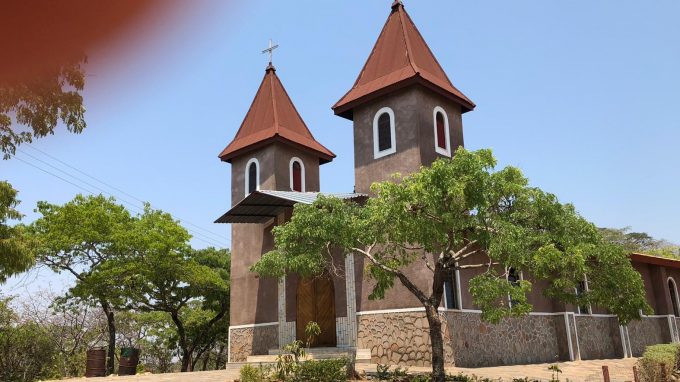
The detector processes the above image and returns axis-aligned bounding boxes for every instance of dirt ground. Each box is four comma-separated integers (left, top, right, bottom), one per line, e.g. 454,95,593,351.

46,358,639,382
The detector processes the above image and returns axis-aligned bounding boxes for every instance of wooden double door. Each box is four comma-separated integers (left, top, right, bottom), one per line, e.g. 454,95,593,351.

296,274,336,347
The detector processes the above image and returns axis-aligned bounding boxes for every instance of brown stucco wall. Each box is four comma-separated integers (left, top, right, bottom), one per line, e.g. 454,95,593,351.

351,86,464,195
229,223,279,326
356,252,440,312
575,316,623,360
229,142,321,207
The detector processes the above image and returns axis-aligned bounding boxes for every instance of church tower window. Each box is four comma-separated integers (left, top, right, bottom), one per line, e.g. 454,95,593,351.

290,157,305,192
433,106,451,157
373,107,396,159
245,158,259,196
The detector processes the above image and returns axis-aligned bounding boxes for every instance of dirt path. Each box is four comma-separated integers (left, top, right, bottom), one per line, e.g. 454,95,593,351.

46,358,638,382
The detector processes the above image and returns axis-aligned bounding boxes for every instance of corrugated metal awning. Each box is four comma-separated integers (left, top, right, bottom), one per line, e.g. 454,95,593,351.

215,190,366,224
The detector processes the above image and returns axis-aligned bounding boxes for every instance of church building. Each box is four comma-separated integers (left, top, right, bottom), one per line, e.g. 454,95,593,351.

217,1,680,368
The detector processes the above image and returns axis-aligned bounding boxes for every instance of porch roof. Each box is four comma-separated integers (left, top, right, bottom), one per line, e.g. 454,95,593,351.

215,190,366,224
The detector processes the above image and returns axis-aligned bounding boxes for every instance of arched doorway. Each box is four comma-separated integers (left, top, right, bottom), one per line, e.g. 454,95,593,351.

669,278,680,317
296,273,336,347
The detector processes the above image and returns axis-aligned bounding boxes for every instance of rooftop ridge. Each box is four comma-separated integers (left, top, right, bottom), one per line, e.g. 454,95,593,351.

219,67,335,163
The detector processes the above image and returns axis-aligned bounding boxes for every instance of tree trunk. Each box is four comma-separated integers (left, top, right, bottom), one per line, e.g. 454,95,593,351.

170,311,193,372
180,352,192,372
101,301,116,376
215,345,225,369
425,304,446,382
201,353,210,371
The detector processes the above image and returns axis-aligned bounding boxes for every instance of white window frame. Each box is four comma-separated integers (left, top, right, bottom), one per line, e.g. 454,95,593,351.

506,267,523,308
669,277,680,317
575,275,592,315
244,158,260,197
373,107,397,159
433,106,451,157
443,264,463,310
289,157,306,192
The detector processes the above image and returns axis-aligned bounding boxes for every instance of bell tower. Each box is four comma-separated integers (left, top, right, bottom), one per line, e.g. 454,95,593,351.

219,63,335,206
332,0,475,194
218,59,335,338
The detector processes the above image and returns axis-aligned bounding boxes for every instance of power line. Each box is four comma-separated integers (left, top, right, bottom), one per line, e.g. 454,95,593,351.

13,153,229,249
24,144,230,244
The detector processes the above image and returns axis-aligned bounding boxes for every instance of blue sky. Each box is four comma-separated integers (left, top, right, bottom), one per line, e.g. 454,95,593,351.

3,0,680,293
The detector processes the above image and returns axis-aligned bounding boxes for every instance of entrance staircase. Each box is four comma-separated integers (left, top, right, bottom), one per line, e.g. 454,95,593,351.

245,347,372,364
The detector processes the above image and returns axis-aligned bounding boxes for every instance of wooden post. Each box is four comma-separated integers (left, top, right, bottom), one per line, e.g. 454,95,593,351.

602,365,611,382
633,366,640,382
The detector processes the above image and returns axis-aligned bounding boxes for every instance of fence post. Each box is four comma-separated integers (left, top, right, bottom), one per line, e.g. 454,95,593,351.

633,366,640,382
602,365,611,382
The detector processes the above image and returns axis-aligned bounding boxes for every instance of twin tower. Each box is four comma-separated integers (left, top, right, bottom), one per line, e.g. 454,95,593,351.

218,1,475,363
218,1,474,198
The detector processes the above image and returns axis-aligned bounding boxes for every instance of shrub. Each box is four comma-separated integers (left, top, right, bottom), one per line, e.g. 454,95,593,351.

637,343,680,382
295,358,348,382
240,364,271,382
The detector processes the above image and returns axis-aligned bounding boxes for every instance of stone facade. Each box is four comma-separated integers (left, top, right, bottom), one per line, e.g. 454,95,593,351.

446,311,566,367
357,311,454,367
575,316,623,360
628,316,673,357
229,324,278,362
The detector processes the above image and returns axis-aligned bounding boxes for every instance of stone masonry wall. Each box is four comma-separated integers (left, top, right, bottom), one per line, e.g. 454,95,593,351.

446,311,566,367
357,312,454,367
628,317,672,357
357,311,571,368
575,316,622,360
229,325,278,362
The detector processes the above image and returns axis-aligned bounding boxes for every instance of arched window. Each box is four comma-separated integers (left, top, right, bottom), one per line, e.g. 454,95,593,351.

373,107,396,159
433,106,451,156
245,158,259,197
289,157,305,192
669,278,680,317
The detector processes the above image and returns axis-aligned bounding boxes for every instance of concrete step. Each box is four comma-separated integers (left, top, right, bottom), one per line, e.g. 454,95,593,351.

245,355,279,363
355,348,372,363
254,347,372,363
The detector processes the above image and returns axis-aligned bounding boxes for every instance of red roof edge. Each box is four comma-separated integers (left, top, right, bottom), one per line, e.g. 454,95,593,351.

630,252,680,269
332,1,475,121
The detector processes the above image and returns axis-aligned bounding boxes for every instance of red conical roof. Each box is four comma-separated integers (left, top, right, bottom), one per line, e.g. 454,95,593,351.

219,66,335,163
333,1,475,119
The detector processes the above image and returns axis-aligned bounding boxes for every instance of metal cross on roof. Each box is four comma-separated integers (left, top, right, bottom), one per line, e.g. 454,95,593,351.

262,39,279,65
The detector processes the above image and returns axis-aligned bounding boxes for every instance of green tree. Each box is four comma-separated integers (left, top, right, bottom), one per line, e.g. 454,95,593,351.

29,195,133,375
252,148,650,382
600,227,679,258
0,298,59,382
84,208,231,372
0,181,33,281
1,58,86,159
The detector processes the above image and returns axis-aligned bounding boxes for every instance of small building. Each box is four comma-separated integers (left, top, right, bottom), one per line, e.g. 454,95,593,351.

217,1,680,367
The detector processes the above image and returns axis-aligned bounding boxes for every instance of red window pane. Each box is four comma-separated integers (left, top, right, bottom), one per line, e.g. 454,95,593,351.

436,112,446,150
292,161,302,192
